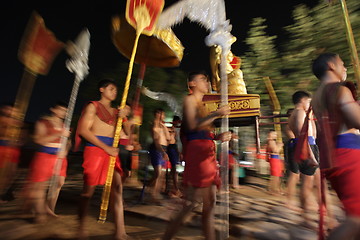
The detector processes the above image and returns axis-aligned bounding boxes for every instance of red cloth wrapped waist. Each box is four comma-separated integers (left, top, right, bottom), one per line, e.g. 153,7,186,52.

182,139,220,188
28,152,67,182
83,145,122,186
268,157,283,177
0,145,20,167
323,133,360,216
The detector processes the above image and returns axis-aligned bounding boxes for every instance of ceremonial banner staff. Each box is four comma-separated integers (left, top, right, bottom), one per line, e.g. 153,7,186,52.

0,12,64,189
47,29,90,202
98,0,164,223
263,76,283,145
112,16,183,186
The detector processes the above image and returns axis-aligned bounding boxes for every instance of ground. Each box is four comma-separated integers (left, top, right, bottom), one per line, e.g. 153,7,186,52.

0,152,344,240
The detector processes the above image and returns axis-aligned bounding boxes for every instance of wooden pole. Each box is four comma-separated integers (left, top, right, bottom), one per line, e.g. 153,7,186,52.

218,49,229,240
339,0,360,94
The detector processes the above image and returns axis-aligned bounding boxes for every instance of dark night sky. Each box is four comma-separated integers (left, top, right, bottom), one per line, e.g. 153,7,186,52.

0,0,316,123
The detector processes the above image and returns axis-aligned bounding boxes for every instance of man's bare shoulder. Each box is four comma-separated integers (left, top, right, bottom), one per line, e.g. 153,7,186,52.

83,102,97,113
184,94,196,105
293,108,306,118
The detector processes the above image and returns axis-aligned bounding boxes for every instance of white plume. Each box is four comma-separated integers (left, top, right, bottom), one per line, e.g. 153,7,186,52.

157,0,233,54
142,86,182,117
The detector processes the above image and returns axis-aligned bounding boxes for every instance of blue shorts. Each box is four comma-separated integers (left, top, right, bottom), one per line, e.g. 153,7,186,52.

167,144,179,166
149,143,167,167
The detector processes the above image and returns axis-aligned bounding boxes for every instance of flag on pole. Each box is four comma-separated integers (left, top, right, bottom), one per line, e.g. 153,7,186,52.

126,0,164,36
18,11,64,75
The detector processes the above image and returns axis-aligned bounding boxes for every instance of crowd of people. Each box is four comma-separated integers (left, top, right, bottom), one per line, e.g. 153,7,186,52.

0,53,360,239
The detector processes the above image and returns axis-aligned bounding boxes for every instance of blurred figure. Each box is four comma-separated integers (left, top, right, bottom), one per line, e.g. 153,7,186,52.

163,71,230,240
228,129,240,189
266,130,284,195
25,101,70,223
312,53,360,239
118,103,134,183
0,103,23,202
166,115,182,198
148,108,170,202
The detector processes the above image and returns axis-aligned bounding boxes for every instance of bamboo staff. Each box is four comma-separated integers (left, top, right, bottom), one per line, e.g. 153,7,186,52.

263,77,282,144
98,0,164,223
339,0,360,94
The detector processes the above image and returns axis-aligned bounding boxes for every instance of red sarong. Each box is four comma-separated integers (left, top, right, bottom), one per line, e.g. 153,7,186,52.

28,152,67,182
0,145,20,167
323,134,360,217
268,155,283,177
83,146,122,186
182,139,220,188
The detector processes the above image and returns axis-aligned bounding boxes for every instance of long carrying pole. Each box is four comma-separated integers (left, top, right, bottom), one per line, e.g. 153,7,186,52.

98,29,142,223
218,49,230,240
47,75,81,200
263,77,282,144
339,0,360,94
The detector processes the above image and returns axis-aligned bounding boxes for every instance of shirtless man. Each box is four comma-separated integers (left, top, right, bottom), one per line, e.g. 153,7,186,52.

76,79,127,239
26,101,70,223
287,91,319,218
311,53,360,239
163,71,230,240
148,108,170,201
266,130,284,195
0,104,23,201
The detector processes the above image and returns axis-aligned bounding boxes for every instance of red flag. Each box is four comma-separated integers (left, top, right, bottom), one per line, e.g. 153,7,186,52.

18,11,64,75
126,0,164,36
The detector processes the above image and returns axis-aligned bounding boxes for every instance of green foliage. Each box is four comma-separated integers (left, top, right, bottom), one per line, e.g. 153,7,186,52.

241,0,360,114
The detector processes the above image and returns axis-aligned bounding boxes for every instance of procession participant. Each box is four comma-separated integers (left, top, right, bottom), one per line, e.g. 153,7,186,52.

118,103,134,183
166,115,182,197
163,71,230,240
286,91,322,223
75,79,127,239
26,101,70,223
228,129,239,189
311,53,360,239
0,103,23,202
148,108,170,202
266,129,284,195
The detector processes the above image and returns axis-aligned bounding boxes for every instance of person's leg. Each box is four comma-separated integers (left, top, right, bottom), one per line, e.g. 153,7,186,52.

152,165,163,200
300,174,314,221
1,162,18,201
286,172,300,210
202,185,216,240
47,175,65,216
231,164,240,189
268,175,274,193
30,181,47,223
170,164,180,194
162,186,200,240
274,176,281,194
327,216,360,240
314,170,339,230
78,184,96,239
112,171,127,240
